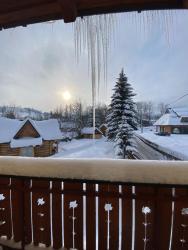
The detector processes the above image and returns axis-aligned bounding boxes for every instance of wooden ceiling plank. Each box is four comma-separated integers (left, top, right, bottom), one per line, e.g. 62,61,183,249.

77,0,185,16
0,3,61,26
0,0,52,13
183,0,188,8
58,0,77,23
0,0,187,29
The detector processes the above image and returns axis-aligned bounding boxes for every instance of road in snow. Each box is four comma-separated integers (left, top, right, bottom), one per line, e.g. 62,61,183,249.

52,138,115,158
136,128,188,160
53,131,183,160
133,135,171,160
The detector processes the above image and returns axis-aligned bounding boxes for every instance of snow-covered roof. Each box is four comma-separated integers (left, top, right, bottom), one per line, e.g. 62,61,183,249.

154,113,188,126
99,124,107,129
0,117,62,145
81,127,102,135
169,107,188,117
60,121,77,129
0,117,21,143
10,137,43,148
35,119,62,140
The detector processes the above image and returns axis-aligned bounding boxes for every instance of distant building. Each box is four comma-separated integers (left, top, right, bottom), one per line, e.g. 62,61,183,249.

99,124,107,136
60,121,78,139
154,107,188,134
0,118,62,157
81,127,103,139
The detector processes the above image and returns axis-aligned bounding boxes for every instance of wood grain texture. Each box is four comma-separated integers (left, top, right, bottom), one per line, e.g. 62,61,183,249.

0,0,186,29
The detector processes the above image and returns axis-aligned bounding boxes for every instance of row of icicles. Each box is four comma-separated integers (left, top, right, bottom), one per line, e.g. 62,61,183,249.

73,10,181,138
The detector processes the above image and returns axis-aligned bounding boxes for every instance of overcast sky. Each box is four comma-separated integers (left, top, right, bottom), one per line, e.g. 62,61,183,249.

0,11,188,111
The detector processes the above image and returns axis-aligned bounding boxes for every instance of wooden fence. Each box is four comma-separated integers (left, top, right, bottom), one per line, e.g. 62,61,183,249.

0,177,188,250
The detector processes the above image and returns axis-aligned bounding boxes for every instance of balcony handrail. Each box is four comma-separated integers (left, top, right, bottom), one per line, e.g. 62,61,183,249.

0,156,188,185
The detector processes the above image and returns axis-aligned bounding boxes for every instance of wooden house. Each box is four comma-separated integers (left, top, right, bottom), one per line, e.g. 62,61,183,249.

81,127,103,139
154,108,188,134
0,118,62,157
60,121,78,139
99,124,107,136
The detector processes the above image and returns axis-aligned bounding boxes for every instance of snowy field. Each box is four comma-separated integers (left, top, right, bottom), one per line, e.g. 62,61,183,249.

136,128,188,160
52,138,115,158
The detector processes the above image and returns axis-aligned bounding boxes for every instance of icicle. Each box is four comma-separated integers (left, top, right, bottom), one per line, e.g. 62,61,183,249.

73,10,182,138
122,10,179,45
74,15,116,138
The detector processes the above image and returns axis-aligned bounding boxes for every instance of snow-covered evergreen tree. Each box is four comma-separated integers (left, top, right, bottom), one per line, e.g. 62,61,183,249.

114,113,134,158
107,69,137,158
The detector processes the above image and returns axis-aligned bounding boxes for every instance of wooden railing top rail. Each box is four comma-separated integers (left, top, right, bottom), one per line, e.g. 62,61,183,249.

0,157,188,185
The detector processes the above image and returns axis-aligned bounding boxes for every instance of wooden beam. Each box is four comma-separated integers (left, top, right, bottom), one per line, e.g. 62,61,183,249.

58,0,77,23
0,0,187,29
183,0,188,8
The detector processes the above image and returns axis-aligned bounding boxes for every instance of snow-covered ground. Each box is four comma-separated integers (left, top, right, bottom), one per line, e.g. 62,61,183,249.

53,138,115,158
136,128,188,160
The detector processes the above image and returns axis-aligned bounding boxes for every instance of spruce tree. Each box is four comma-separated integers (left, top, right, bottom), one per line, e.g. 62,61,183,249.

107,69,137,158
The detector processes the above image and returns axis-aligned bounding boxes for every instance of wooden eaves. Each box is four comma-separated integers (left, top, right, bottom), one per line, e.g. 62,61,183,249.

0,0,188,30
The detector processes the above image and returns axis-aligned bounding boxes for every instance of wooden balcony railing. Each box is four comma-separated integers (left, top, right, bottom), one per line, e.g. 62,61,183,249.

0,157,188,250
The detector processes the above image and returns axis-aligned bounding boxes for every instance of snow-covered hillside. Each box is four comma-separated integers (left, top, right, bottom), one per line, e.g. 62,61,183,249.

52,138,115,158
0,106,49,120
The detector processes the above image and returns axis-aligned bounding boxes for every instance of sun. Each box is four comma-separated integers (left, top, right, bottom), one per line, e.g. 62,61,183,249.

62,91,71,101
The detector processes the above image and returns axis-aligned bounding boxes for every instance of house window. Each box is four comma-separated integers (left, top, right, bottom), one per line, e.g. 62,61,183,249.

173,128,180,134
20,147,34,157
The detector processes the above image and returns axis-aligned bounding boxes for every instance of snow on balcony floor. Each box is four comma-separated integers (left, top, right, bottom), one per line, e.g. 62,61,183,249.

136,128,188,160
52,138,115,158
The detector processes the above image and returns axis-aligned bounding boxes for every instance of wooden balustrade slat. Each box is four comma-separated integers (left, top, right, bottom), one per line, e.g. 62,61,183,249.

121,186,132,250
52,181,62,249
98,184,119,250
23,180,32,245
11,179,24,243
86,183,96,250
153,188,173,250
32,180,51,247
64,182,83,250
172,189,188,250
0,178,12,240
134,187,156,250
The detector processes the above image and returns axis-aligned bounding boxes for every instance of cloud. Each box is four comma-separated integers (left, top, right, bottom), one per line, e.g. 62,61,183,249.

0,11,188,110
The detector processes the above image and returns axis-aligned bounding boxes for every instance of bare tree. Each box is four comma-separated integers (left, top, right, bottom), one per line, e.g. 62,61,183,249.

136,101,154,126
158,102,168,116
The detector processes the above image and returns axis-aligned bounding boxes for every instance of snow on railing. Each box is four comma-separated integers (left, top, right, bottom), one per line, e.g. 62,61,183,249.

0,157,188,185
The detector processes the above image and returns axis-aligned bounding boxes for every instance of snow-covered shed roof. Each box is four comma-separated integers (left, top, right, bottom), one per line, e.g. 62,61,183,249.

60,121,77,129
154,113,188,126
99,124,107,129
10,137,43,148
0,117,62,145
81,127,102,135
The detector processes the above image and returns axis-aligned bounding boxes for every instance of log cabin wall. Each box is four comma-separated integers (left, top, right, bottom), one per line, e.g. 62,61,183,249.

14,121,40,139
163,126,172,133
0,141,56,157
0,143,19,156
83,134,102,139
34,140,56,157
